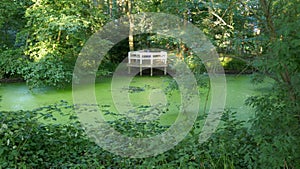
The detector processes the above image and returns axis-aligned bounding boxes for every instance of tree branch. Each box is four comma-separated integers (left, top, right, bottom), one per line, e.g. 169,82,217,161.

210,11,234,29
202,1,234,30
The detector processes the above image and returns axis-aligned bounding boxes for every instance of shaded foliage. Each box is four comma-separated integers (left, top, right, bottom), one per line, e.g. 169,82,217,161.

0,0,31,49
0,49,28,80
245,0,300,168
0,102,256,168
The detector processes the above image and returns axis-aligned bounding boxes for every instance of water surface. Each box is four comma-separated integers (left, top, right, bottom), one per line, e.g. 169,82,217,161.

0,75,271,123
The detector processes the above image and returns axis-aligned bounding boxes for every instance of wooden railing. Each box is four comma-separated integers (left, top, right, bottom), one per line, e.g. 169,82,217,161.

127,50,168,76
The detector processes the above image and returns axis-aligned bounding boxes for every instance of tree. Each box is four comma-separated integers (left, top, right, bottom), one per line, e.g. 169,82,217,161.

0,0,32,80
246,0,300,168
20,0,108,88
0,0,31,50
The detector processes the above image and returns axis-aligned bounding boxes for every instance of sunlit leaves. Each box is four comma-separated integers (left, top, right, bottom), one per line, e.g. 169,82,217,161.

20,0,109,88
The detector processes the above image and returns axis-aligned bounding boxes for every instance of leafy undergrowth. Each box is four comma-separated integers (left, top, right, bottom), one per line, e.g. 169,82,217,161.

0,101,298,168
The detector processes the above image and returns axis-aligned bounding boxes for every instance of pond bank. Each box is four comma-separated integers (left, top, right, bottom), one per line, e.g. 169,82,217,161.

0,77,24,83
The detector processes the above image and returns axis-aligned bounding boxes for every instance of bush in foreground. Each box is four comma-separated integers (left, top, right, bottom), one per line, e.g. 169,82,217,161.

0,101,298,168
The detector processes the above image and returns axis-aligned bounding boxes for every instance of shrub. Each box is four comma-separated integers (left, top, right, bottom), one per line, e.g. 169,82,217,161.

0,101,104,168
246,95,300,169
0,102,257,168
0,48,28,79
22,53,73,89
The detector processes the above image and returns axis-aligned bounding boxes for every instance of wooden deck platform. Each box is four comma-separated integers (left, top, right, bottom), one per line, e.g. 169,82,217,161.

127,50,168,76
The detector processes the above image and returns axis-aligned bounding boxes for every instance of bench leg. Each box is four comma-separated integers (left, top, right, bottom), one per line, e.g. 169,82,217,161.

164,67,167,75
151,67,153,76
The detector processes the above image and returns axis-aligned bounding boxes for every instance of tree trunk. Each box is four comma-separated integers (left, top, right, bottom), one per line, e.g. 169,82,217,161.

109,0,113,18
127,0,134,51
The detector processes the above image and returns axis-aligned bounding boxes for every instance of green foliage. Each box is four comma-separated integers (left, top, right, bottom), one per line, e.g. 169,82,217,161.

15,0,109,87
104,105,169,138
0,101,103,168
1,0,261,87
0,49,28,79
245,0,300,168
23,0,108,60
1,101,256,168
0,0,31,49
139,110,256,169
246,94,300,168
22,54,73,89
220,57,250,73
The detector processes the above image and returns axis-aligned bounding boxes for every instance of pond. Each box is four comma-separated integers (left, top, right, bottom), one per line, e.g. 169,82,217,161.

0,75,271,124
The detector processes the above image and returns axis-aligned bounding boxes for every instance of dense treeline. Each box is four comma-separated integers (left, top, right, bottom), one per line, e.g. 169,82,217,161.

1,0,263,88
0,0,299,168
